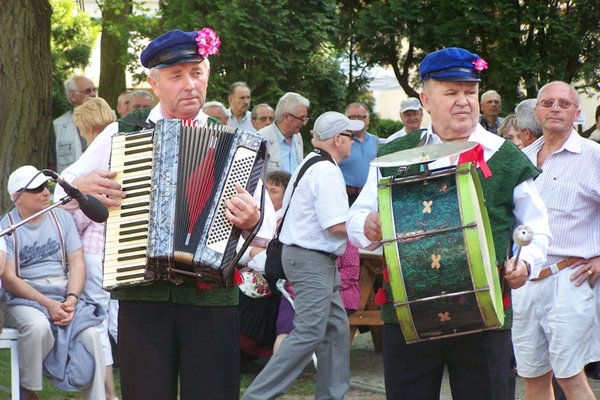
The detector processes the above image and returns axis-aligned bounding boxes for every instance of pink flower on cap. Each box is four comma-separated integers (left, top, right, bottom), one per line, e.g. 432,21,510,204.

195,27,221,58
472,58,488,72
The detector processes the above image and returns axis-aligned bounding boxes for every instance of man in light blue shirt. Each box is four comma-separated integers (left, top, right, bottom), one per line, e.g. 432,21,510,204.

339,102,379,204
226,81,255,132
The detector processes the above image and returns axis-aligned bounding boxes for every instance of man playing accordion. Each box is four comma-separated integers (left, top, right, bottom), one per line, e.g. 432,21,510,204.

55,28,276,400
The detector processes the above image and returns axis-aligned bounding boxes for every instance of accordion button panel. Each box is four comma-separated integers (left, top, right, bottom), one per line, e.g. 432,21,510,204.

103,131,153,289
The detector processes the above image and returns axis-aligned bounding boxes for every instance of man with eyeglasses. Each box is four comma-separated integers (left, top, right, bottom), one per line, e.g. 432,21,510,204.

258,92,308,174
243,111,362,400
48,75,97,173
347,47,551,399
1,165,106,400
511,81,600,400
251,103,275,131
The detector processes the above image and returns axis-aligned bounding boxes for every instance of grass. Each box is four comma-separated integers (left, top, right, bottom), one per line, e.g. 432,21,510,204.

0,348,317,399
0,348,121,400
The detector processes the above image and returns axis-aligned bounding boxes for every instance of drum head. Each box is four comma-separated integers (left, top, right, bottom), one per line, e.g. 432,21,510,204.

371,142,476,168
378,163,502,343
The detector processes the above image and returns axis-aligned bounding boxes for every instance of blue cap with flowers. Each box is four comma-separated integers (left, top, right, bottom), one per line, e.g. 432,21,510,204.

419,47,488,82
140,28,221,69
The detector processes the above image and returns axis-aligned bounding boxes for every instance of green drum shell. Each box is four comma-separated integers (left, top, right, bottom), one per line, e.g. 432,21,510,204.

378,163,503,343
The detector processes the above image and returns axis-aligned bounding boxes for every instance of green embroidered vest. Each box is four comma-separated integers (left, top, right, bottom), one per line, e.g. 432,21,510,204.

378,131,540,328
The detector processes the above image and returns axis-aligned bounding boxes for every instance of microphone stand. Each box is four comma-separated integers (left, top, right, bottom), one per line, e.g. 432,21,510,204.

0,195,74,238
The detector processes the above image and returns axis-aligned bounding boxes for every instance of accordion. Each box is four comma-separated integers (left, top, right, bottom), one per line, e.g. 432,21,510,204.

103,119,267,290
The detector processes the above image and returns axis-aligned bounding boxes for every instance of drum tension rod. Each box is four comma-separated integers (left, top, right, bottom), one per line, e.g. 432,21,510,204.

381,223,478,244
394,286,491,306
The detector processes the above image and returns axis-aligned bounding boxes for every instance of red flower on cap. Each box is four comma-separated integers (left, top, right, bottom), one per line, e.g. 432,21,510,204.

195,28,221,58
472,58,488,72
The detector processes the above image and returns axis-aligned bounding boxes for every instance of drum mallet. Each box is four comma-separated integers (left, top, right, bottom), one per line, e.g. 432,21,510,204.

512,225,533,267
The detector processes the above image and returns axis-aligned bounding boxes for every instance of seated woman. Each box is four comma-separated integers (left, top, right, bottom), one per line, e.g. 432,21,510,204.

238,171,290,361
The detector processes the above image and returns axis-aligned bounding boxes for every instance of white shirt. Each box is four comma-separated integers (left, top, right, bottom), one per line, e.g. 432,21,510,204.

384,127,407,144
347,123,550,277
56,103,276,244
280,153,348,255
524,131,600,264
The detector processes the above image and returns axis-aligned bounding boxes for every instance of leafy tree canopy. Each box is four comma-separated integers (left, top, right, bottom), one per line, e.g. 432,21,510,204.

158,0,349,144
351,0,600,113
50,0,99,117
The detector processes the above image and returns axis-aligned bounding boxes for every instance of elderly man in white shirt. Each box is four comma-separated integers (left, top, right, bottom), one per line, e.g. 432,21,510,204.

512,81,600,400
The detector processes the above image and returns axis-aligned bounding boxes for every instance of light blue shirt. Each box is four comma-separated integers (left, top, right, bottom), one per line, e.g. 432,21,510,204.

339,131,379,188
277,129,301,174
226,109,256,132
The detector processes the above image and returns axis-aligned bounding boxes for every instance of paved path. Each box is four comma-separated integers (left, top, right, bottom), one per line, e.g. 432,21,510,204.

349,331,600,399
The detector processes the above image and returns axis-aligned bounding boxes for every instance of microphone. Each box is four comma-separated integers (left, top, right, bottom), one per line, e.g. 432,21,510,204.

43,170,109,223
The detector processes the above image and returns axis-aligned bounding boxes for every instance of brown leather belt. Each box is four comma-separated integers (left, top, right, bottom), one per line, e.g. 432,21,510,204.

530,256,583,282
346,186,361,195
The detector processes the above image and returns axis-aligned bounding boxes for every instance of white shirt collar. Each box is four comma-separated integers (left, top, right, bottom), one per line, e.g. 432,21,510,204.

147,103,209,126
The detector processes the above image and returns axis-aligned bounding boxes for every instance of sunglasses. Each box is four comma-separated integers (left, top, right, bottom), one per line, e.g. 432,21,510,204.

21,182,49,194
537,98,575,110
339,133,355,140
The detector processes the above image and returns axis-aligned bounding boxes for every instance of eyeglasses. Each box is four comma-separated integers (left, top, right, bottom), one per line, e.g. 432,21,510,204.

338,133,355,140
257,116,275,122
348,115,368,120
287,113,309,122
538,98,575,110
21,182,49,194
73,87,98,95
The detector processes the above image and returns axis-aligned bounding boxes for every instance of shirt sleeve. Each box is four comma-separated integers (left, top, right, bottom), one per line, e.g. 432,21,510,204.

347,164,380,250
251,179,277,248
314,165,348,229
54,122,117,201
58,210,83,254
511,178,551,278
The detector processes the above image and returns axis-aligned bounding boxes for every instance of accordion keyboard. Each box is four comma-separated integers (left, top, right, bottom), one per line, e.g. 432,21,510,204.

103,130,153,289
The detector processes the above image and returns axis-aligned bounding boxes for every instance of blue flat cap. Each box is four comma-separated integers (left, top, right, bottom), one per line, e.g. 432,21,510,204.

141,29,204,69
419,47,487,82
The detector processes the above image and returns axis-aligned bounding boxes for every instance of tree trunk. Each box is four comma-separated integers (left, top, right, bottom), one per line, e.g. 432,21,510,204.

0,1,53,210
99,0,132,109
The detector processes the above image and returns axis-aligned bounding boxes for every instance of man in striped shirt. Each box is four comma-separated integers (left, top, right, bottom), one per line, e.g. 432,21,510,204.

512,81,600,400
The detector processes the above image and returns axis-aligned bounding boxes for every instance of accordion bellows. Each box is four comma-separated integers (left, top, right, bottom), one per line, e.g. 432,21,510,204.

103,119,267,290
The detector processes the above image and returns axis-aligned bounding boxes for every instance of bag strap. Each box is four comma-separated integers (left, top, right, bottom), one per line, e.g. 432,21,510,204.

275,149,334,237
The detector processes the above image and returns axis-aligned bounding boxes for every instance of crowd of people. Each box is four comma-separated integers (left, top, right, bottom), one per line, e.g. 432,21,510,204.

1,25,599,400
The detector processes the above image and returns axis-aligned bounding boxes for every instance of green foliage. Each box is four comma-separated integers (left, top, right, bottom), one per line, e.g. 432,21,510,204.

159,0,347,143
50,0,99,118
350,0,600,113
371,118,403,140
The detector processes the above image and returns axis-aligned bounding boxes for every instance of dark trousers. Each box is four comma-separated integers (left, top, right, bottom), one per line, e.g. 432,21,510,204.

382,323,514,400
118,301,240,400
